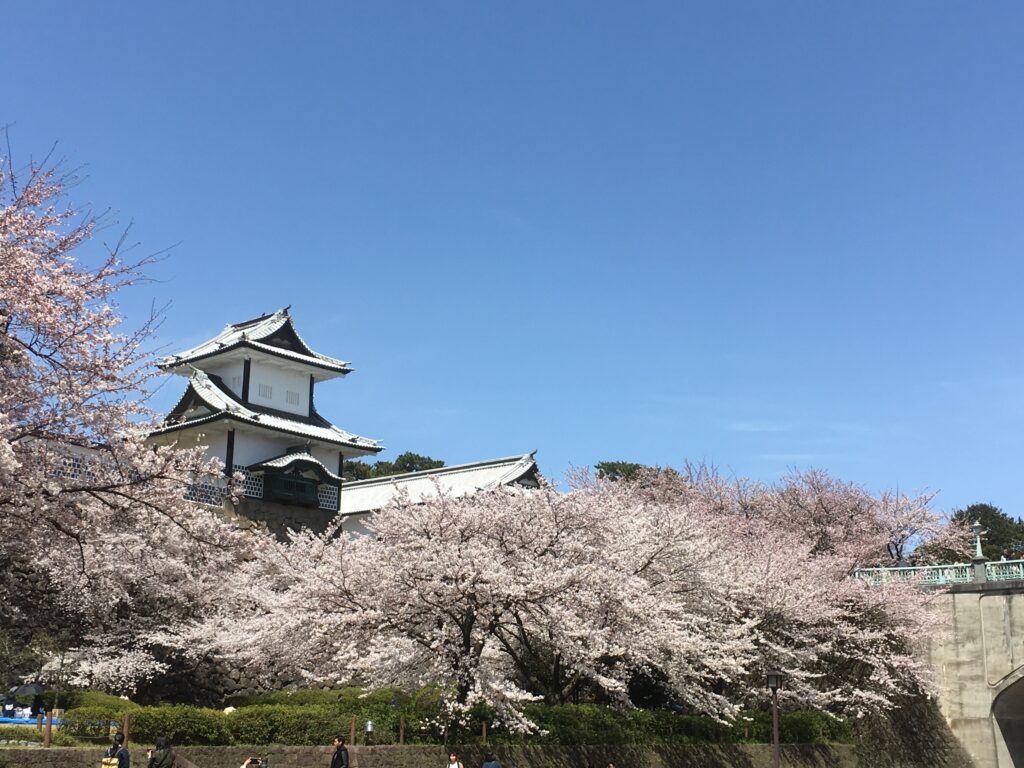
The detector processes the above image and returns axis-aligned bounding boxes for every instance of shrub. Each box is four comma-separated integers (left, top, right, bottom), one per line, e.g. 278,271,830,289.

517,704,629,745
36,689,140,713
226,705,340,746
131,706,231,746
0,725,77,746
59,706,122,742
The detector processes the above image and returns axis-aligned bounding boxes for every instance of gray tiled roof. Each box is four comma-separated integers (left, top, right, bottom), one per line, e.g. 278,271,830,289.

249,451,343,482
153,369,382,453
157,308,351,374
339,452,538,516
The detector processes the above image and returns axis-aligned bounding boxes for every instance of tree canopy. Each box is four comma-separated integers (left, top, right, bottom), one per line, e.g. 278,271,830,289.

343,451,444,481
196,466,968,727
951,503,1024,560
0,148,259,692
594,460,649,481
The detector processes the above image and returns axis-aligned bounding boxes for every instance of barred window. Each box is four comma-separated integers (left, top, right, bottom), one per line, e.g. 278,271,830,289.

257,383,273,399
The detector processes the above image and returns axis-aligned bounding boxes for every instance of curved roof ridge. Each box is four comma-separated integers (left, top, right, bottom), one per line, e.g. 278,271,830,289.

249,450,342,483
152,369,383,452
157,308,351,373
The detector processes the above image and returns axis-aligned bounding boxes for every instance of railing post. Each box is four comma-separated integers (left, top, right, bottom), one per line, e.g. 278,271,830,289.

399,715,405,745
349,715,356,746
973,557,989,585
43,711,53,748
123,713,131,745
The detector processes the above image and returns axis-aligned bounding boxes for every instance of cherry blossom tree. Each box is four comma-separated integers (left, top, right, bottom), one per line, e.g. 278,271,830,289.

198,466,952,725
0,149,257,692
678,466,957,715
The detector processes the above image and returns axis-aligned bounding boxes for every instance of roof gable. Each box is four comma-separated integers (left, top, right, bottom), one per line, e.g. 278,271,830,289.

152,369,382,454
157,308,352,375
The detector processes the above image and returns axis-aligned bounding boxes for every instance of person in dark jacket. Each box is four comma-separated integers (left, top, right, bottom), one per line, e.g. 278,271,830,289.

482,752,502,768
30,695,45,718
330,736,349,768
1,694,15,718
105,732,130,768
146,736,174,768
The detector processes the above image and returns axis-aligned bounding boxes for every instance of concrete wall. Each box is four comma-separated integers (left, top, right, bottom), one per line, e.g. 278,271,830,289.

0,743,951,768
929,582,1024,768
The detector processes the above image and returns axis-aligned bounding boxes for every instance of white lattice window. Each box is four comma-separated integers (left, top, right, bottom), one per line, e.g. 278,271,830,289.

233,465,264,498
52,453,98,482
56,454,86,480
184,481,223,506
318,483,339,512
285,390,300,406
257,383,273,399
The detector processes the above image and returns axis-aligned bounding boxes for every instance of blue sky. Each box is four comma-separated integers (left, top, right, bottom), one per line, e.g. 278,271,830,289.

4,2,1023,514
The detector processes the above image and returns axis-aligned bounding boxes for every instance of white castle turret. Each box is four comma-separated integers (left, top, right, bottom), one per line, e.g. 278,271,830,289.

150,308,382,525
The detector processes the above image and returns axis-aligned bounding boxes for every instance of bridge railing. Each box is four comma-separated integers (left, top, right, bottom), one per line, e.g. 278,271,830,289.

986,560,1024,582
853,564,974,587
853,560,1024,587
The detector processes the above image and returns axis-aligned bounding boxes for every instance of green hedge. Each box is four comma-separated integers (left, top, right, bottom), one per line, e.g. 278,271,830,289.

55,693,851,748
227,705,340,745
0,725,78,746
131,705,231,746
59,706,123,742
34,690,140,713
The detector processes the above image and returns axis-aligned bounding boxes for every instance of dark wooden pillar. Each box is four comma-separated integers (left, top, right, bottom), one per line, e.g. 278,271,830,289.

225,429,235,475
241,358,251,403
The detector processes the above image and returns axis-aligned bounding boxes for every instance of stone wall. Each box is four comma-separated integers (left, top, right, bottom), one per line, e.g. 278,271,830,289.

0,743,969,768
237,497,335,539
928,582,1024,768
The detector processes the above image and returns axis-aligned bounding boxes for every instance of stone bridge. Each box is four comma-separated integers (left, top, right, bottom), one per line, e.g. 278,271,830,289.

855,560,1024,767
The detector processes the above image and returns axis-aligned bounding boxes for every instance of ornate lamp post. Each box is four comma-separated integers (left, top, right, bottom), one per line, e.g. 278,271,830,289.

972,520,986,559
971,520,990,584
766,670,785,768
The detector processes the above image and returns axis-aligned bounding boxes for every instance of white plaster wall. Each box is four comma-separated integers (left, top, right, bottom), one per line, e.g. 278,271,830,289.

203,361,245,397
310,445,342,473
231,429,296,467
249,362,309,416
340,513,374,537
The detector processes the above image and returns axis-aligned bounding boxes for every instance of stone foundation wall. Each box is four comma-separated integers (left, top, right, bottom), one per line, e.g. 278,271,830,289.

0,743,970,768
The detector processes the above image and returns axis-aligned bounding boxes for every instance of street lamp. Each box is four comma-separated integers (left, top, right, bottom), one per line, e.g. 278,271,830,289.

972,520,987,560
364,719,374,746
766,670,785,768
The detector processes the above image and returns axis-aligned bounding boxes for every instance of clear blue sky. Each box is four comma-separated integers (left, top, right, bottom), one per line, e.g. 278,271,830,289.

5,2,1023,515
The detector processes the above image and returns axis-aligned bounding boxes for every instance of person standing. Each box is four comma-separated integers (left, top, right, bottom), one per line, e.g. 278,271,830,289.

146,736,174,768
447,752,465,768
330,736,349,768
103,733,130,768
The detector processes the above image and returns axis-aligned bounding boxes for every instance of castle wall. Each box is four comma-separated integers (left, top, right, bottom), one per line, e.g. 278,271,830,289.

248,363,309,417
